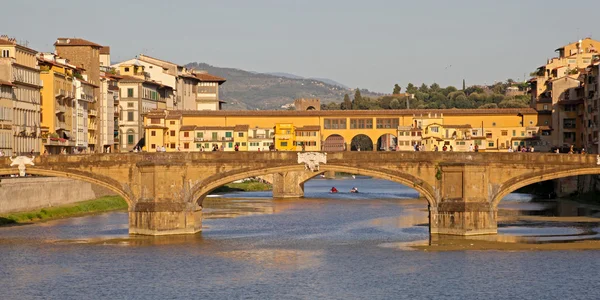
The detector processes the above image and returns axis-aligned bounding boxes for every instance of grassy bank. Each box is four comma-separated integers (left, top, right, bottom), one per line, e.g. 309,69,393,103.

0,196,127,226
211,181,272,194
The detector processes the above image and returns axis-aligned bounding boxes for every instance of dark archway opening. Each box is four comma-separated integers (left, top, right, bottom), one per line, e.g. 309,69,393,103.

377,134,397,151
351,134,373,151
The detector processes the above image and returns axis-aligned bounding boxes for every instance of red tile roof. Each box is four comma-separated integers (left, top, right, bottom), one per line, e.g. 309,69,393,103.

55,38,102,48
179,125,197,131
171,108,538,117
100,46,110,54
193,73,226,83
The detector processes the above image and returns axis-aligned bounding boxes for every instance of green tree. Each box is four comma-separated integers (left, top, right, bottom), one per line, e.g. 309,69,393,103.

352,88,369,109
479,103,499,109
462,79,466,91
389,98,401,109
419,83,429,93
406,83,417,94
341,94,352,110
430,83,441,93
393,84,401,94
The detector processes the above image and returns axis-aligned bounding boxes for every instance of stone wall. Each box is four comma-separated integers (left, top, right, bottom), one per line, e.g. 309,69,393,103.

0,177,116,214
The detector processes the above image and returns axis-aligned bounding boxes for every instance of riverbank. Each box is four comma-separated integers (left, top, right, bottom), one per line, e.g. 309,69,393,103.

0,196,127,226
211,181,272,194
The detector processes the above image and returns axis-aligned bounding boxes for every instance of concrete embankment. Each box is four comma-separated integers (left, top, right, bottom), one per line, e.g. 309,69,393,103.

0,177,116,214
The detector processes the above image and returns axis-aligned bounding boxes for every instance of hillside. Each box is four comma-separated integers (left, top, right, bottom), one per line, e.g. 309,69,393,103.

185,62,378,110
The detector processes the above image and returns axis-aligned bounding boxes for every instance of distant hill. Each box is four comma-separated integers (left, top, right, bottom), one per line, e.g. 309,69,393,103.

185,62,375,110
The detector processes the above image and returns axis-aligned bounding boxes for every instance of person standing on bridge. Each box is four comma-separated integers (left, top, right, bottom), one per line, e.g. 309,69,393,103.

469,144,474,152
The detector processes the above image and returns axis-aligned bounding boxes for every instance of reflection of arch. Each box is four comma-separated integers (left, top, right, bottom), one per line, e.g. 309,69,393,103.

306,106,316,110
323,134,345,152
492,167,600,208
0,168,133,207
377,134,397,151
351,134,373,151
191,164,435,207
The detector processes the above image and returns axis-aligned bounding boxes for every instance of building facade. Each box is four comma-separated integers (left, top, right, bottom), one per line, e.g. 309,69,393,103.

143,108,539,153
0,35,42,155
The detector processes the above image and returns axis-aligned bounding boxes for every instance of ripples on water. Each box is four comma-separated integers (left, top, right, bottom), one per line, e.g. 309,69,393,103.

1,178,599,299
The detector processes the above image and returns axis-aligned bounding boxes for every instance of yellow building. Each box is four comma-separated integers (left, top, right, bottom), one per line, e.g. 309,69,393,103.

233,125,249,151
294,125,320,151
275,123,295,151
38,53,77,154
144,108,539,153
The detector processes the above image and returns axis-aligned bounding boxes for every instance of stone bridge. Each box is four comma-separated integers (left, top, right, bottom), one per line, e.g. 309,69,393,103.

1,152,599,236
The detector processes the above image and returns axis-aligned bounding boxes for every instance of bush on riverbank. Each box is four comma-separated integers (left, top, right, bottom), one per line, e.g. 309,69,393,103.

0,196,127,226
211,181,272,194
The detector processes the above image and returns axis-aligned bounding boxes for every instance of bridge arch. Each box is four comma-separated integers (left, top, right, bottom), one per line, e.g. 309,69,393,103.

190,164,436,207
0,168,134,207
491,167,600,208
377,133,397,151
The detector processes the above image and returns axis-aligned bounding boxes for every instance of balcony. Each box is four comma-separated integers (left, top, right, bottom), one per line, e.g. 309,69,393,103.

57,121,67,129
194,137,205,142
55,104,66,114
44,138,75,147
88,109,97,116
220,137,233,141
65,91,74,99
55,89,66,98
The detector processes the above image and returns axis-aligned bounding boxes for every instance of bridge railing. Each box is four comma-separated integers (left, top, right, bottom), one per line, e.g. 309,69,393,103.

1,151,597,167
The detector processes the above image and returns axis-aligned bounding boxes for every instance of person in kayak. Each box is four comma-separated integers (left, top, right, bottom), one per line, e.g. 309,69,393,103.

350,187,359,193
330,187,338,193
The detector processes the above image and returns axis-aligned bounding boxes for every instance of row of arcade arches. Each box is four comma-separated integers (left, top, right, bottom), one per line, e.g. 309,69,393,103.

323,134,397,151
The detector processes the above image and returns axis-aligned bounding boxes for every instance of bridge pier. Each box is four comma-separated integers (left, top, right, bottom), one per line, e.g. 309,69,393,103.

429,164,498,235
429,203,497,235
272,171,306,198
129,202,202,236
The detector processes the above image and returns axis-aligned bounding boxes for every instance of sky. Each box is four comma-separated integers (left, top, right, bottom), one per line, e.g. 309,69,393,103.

2,0,599,93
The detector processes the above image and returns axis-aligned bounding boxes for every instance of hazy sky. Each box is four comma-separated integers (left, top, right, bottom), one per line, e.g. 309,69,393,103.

2,0,599,93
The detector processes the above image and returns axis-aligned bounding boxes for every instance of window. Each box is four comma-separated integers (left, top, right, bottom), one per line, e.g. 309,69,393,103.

543,104,548,110
563,118,576,129
125,67,130,72
170,130,175,136
324,118,347,129
242,142,246,146
127,134,134,144
184,143,190,149
127,88,134,97
474,140,482,145
170,121,175,125
512,130,516,136
151,118,160,124
184,132,189,137
492,122,496,126
225,132,232,138
151,144,156,149
430,127,439,133
171,143,176,148
238,132,244,137
228,142,233,148
488,142,494,147
197,132,203,138
521,131,525,136
350,118,373,129
1,50,9,57
564,105,577,112
563,132,576,142
281,142,288,147
127,112,134,121
151,131,156,137
212,132,218,140
501,130,507,136
196,143,202,149
376,118,399,129
472,130,478,136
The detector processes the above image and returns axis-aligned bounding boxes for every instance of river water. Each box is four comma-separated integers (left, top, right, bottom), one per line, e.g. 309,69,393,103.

1,178,600,299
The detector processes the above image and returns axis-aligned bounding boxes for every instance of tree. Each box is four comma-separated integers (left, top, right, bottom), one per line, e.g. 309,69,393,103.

341,94,352,110
389,98,401,109
393,84,401,94
406,83,417,94
419,83,429,93
430,83,441,93
462,79,466,91
479,103,498,109
352,88,368,110
506,78,515,84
